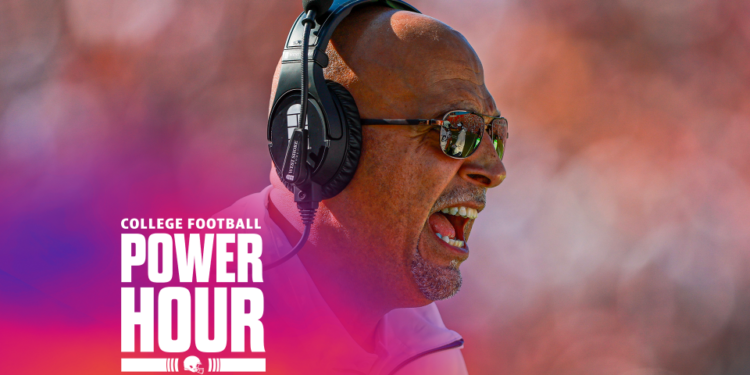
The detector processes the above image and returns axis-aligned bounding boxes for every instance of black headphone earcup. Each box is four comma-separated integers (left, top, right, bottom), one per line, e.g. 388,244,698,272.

319,80,362,200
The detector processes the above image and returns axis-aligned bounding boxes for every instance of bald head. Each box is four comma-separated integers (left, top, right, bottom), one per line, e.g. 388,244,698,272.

323,7,497,119
270,6,497,119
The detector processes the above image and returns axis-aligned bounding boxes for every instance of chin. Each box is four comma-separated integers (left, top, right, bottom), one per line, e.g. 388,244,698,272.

410,245,463,302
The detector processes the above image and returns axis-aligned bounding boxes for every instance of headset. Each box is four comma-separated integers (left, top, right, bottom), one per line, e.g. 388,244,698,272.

265,0,420,269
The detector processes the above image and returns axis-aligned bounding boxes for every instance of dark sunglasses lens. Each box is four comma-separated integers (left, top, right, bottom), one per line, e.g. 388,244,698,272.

439,113,484,158
490,117,508,160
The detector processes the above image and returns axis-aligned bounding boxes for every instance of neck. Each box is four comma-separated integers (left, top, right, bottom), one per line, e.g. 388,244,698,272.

268,186,391,353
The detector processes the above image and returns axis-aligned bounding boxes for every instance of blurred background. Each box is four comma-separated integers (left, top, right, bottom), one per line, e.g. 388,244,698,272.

1,0,749,374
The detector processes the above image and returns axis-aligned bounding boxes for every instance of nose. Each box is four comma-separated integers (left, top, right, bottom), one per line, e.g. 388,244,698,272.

457,131,506,188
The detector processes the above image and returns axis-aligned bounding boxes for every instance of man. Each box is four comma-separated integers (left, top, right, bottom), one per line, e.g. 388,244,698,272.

219,5,505,374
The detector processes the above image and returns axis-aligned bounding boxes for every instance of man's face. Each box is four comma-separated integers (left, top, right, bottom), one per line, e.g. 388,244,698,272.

325,10,506,305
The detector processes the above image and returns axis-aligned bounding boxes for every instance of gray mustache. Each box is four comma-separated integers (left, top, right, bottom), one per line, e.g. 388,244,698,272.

431,185,486,212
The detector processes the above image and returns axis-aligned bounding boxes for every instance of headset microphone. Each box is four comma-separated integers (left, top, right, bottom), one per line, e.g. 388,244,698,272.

266,0,419,270
267,0,331,270
279,0,332,187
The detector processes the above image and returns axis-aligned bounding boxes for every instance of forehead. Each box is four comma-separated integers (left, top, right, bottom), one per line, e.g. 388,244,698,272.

405,28,495,116
417,55,497,118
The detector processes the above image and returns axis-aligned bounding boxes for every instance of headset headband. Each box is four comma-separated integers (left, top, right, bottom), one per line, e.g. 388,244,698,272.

285,0,419,59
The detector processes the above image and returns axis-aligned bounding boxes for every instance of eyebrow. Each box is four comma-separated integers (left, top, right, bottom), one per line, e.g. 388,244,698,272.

431,101,474,118
432,102,500,119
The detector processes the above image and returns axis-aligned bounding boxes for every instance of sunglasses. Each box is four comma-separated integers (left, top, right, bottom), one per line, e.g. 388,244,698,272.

361,110,509,160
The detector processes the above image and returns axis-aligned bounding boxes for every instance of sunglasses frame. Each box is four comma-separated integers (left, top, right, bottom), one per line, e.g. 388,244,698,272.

360,110,509,160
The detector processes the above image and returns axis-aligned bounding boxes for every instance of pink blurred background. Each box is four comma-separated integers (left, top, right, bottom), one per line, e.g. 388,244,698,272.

1,0,749,374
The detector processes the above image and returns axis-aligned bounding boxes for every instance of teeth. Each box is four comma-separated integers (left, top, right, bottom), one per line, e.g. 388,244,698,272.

435,232,466,248
439,206,478,219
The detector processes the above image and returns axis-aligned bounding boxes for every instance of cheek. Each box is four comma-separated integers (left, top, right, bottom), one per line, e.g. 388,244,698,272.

352,129,456,225
354,130,422,209
360,129,438,185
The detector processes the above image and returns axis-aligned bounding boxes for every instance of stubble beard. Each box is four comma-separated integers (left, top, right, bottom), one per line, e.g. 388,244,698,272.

409,185,486,301
410,245,462,301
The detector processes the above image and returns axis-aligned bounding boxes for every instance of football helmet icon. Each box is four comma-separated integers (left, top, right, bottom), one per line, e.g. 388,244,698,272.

183,356,204,374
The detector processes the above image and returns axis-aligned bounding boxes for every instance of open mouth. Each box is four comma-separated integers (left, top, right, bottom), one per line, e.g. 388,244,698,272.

428,206,478,250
